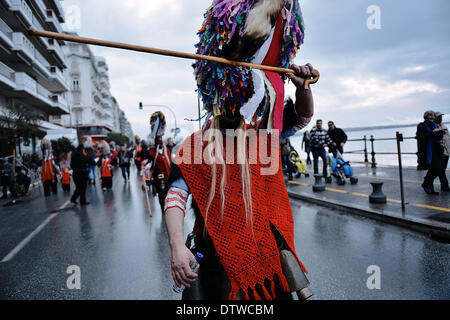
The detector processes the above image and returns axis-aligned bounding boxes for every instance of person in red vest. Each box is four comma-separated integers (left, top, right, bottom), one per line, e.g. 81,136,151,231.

164,0,315,301
98,152,113,191
40,139,60,197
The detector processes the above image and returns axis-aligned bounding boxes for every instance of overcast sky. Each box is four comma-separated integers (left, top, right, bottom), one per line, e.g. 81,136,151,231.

61,0,450,139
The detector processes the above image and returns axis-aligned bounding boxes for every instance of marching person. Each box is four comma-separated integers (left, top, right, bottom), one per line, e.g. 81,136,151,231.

40,139,60,197
99,152,113,191
134,135,144,175
70,144,95,206
164,0,313,301
118,145,133,182
60,153,72,192
143,112,172,209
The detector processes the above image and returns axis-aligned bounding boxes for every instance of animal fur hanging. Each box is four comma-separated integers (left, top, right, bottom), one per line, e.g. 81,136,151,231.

194,0,305,118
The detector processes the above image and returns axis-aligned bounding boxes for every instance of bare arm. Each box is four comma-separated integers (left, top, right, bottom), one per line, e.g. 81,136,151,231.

164,207,198,288
286,63,314,119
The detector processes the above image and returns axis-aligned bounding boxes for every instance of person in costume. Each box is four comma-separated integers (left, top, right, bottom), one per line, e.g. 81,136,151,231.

60,153,72,192
40,139,60,197
142,112,172,210
97,141,113,190
164,0,314,300
134,135,144,175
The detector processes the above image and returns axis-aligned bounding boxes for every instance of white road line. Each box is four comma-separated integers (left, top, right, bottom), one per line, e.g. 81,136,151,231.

1,200,71,263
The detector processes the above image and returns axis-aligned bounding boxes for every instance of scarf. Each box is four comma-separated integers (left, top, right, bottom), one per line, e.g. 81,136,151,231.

424,120,438,165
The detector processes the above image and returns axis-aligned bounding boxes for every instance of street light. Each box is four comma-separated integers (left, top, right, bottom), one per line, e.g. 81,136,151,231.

138,103,178,137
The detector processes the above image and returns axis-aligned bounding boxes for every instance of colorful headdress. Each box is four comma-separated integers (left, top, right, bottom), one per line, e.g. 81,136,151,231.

194,0,305,119
149,111,167,142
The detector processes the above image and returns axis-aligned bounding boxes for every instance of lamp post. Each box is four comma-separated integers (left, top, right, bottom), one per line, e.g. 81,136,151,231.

138,103,178,137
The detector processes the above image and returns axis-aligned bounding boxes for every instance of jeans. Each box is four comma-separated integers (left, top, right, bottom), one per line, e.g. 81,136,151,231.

88,165,96,181
282,154,294,179
330,146,344,158
312,147,328,177
120,165,130,180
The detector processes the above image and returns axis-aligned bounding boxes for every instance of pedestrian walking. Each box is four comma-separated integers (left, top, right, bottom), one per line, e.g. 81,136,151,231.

309,120,335,180
134,135,144,175
302,130,312,165
70,144,94,205
60,156,71,192
118,146,132,182
435,111,450,192
40,139,59,197
417,110,445,195
86,147,97,185
327,121,347,158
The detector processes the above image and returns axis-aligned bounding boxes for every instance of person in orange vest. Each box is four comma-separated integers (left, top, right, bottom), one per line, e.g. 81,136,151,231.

98,152,113,191
134,135,144,175
60,152,72,192
40,139,60,197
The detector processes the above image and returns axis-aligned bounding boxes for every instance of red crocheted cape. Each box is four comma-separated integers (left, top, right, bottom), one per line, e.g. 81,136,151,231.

176,130,306,300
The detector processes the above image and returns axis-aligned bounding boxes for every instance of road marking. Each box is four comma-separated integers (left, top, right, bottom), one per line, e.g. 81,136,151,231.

414,204,450,213
1,200,71,263
358,174,439,185
288,181,449,213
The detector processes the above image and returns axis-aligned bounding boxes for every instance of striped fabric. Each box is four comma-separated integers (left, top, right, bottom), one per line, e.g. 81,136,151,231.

164,187,189,216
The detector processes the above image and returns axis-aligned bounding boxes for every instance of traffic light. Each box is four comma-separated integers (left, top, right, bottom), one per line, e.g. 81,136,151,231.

139,102,143,110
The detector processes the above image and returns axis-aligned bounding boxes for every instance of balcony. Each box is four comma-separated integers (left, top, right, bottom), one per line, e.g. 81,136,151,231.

12,32,51,77
50,93,69,114
0,61,16,90
32,0,48,21
0,18,14,49
47,0,65,23
9,0,34,27
48,65,69,91
14,72,67,115
47,38,66,67
45,9,63,34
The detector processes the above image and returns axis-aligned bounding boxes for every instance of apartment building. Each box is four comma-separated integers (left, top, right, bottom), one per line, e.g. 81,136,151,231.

0,0,69,155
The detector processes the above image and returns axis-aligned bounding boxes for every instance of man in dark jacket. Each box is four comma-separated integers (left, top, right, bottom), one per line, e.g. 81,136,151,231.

70,144,95,205
328,121,348,157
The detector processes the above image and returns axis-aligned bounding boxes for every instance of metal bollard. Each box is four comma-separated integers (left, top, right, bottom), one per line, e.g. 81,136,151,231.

369,182,387,204
313,174,326,192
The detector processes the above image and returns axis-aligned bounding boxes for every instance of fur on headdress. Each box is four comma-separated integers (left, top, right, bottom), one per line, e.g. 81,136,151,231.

194,0,305,118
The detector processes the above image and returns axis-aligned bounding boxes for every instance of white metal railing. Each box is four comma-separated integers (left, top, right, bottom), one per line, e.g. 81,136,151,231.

10,0,33,24
0,61,15,82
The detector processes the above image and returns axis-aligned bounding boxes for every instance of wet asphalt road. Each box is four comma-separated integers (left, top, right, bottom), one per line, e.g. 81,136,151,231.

0,166,449,300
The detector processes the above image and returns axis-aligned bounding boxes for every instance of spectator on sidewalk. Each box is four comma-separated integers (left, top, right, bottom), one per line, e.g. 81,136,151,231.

302,130,312,165
435,111,450,192
309,120,335,178
417,110,445,195
1,158,13,199
327,121,347,158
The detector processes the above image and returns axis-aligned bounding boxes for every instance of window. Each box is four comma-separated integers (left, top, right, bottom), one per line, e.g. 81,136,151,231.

72,78,80,91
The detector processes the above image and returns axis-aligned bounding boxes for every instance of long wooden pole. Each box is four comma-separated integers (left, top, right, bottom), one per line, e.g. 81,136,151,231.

29,29,295,74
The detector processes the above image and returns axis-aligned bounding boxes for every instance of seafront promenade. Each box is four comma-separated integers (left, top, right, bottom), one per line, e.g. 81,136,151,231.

287,164,450,241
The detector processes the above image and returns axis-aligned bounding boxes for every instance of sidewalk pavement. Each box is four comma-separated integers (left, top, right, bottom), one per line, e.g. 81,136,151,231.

286,164,450,241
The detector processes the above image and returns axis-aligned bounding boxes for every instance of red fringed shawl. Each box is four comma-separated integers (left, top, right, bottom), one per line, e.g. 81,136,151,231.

176,130,307,300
